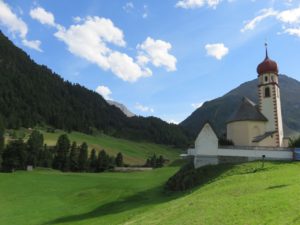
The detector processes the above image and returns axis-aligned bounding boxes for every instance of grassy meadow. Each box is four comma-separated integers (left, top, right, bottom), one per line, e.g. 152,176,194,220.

1,161,300,225
5,128,183,165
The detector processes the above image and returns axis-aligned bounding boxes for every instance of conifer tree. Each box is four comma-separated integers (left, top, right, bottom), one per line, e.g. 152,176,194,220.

69,141,79,171
115,152,123,167
0,119,5,169
26,130,44,167
97,149,109,172
53,134,70,171
78,142,88,171
38,144,53,168
89,149,97,172
2,139,27,171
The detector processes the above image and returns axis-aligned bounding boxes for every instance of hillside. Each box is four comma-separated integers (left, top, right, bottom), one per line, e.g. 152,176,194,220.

0,161,299,225
181,75,300,139
0,31,189,147
5,128,182,165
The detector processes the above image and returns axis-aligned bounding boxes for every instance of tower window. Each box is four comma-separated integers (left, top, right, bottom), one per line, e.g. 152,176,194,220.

264,87,270,97
264,76,268,82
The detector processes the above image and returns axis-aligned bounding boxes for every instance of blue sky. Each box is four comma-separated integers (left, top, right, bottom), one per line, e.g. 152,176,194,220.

1,0,300,124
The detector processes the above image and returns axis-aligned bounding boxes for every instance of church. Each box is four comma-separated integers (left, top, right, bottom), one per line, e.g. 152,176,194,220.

187,45,293,168
227,44,286,148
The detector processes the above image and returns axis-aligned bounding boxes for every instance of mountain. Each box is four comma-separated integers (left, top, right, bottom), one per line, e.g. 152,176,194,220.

181,75,300,139
107,100,135,117
0,31,189,147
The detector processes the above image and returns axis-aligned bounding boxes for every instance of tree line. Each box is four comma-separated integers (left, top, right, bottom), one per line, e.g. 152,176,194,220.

0,129,125,172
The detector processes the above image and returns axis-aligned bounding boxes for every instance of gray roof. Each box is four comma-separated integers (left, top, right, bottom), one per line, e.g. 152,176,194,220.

227,97,268,123
252,131,277,142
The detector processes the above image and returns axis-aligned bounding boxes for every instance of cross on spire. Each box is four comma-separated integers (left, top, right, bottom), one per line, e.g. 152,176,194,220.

265,42,269,59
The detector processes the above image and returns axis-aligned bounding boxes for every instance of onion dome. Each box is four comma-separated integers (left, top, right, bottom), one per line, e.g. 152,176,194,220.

257,44,278,75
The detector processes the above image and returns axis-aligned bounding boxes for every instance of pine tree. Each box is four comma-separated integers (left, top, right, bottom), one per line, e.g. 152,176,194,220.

157,155,165,168
97,149,109,172
2,139,27,171
78,142,88,171
0,118,5,169
53,134,70,171
89,149,97,172
115,152,123,167
150,154,157,168
26,130,44,167
38,144,53,168
69,142,79,171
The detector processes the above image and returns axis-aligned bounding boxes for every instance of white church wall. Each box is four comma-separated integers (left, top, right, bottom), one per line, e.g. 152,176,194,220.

195,123,218,155
227,121,265,146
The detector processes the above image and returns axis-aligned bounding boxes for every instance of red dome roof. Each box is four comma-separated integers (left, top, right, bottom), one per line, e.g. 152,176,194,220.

257,48,278,75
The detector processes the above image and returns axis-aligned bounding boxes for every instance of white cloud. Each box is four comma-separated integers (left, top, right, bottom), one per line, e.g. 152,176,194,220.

0,0,42,52
241,6,300,39
0,0,27,38
54,16,151,82
137,37,177,71
30,7,56,27
95,85,112,100
108,51,151,82
175,0,221,9
277,6,300,24
168,119,179,124
205,43,229,60
191,102,204,109
22,39,42,52
241,8,278,32
135,103,154,113
123,2,134,13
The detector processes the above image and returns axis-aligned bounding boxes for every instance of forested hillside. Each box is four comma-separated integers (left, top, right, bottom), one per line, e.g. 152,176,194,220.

0,31,189,147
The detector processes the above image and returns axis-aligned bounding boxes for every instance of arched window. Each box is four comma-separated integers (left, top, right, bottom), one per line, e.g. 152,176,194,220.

264,87,270,97
264,76,268,82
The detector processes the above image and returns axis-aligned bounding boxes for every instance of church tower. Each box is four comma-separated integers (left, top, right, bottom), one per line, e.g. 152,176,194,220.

257,44,284,147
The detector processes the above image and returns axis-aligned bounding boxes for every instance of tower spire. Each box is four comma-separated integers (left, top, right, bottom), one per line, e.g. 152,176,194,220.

265,42,269,59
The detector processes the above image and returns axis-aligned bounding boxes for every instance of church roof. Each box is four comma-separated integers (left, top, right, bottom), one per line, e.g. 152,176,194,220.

227,97,268,123
256,43,278,75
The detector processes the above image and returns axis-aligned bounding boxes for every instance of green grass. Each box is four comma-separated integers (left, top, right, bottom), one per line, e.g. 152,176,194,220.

1,161,300,225
5,128,183,165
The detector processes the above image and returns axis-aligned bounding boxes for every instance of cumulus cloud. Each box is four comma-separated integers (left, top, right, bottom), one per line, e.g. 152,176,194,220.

95,85,112,100
277,6,300,24
241,8,278,32
135,103,154,113
137,37,177,71
175,0,221,9
0,0,42,51
205,43,229,60
191,102,204,109
54,16,152,82
30,7,56,27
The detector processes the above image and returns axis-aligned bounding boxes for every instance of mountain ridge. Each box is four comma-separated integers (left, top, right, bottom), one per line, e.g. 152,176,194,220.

180,75,300,139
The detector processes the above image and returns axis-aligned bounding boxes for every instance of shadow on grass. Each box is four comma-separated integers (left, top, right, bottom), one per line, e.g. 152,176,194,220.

267,184,289,190
44,186,183,225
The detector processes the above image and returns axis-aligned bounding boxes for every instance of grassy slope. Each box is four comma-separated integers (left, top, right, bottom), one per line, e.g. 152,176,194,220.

0,167,180,225
127,161,300,225
6,129,182,165
0,161,300,225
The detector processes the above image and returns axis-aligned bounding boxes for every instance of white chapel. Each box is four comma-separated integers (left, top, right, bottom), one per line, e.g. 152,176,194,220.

187,45,293,168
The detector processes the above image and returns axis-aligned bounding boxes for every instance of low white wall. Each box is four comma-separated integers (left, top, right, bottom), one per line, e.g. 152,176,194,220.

218,148,293,160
